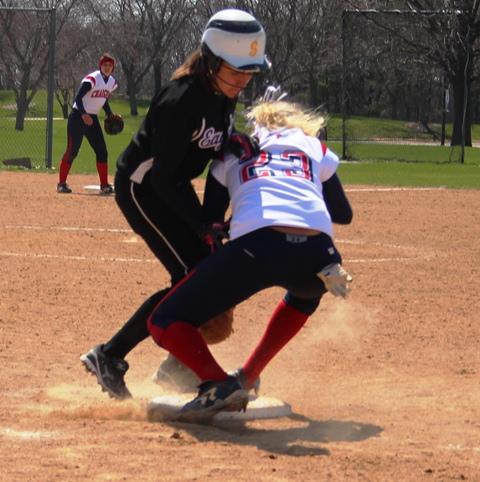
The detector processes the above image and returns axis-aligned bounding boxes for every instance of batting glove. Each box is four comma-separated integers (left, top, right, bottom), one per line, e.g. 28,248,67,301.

199,221,230,254
317,263,353,299
228,133,260,161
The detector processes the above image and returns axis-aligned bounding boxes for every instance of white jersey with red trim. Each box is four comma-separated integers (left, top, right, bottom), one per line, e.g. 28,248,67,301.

210,127,339,240
73,70,118,114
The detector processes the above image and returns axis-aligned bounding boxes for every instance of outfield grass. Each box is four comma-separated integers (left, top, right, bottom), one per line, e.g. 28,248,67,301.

1,93,479,189
326,115,459,141
0,95,149,170
337,160,480,189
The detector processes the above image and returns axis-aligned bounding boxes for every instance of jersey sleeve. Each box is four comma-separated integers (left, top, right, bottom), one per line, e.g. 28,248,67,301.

102,99,112,116
322,173,353,225
82,74,96,87
73,81,92,114
319,147,340,182
209,158,229,187
202,171,230,224
148,90,192,166
147,89,204,233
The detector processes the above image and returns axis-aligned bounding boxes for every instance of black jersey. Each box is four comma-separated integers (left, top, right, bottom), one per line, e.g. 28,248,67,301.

117,75,236,233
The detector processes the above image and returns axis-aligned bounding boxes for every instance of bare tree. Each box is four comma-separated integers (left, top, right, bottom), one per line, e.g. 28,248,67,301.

345,0,480,146
229,0,337,106
87,0,195,115
0,0,79,130
54,8,99,118
146,0,196,94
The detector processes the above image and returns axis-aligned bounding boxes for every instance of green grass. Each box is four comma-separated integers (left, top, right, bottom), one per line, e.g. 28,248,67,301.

337,160,480,189
0,96,148,170
1,92,479,189
327,115,454,141
327,141,474,163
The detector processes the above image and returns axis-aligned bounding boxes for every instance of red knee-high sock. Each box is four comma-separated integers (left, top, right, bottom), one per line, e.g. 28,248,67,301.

96,162,108,186
149,320,228,382
242,300,309,386
58,159,71,184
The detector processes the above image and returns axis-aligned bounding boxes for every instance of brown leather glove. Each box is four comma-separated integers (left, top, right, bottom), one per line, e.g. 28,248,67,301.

199,307,235,344
104,113,124,135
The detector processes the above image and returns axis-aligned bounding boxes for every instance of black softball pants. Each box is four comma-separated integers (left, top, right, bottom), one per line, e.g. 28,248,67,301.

103,168,209,359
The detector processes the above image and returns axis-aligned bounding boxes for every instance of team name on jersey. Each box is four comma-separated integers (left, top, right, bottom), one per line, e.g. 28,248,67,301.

191,117,223,152
91,89,111,99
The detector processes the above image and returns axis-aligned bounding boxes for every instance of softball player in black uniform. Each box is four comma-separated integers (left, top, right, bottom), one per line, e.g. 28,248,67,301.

57,53,118,194
81,9,270,399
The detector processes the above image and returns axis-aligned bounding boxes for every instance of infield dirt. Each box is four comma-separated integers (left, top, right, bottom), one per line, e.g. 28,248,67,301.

1,171,479,481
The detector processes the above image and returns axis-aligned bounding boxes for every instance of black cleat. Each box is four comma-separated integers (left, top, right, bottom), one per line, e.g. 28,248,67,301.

152,354,200,393
99,184,114,195
177,376,249,423
80,345,132,400
57,182,72,194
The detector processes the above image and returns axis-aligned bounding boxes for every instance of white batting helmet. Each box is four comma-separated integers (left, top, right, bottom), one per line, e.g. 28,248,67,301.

201,9,270,72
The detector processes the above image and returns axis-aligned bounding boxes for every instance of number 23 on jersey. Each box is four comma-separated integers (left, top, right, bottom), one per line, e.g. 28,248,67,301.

240,150,313,183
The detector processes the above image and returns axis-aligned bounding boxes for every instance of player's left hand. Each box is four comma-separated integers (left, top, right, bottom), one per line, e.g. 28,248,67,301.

104,113,124,135
228,133,260,161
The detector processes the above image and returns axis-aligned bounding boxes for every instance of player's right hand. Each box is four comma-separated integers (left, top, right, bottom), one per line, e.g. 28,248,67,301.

82,113,93,126
317,263,352,299
199,221,230,254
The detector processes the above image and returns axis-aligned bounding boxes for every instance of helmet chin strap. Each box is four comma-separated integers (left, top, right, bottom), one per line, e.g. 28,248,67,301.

214,73,248,90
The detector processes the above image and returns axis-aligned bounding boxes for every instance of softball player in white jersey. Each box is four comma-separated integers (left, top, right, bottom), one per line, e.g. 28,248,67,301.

57,53,118,194
147,100,353,422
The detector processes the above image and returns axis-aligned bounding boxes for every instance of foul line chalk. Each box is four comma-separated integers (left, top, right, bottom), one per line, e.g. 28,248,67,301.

0,250,433,265
0,251,156,264
5,224,131,234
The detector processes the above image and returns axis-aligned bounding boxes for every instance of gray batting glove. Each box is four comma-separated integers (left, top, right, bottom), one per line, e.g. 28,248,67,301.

317,263,353,299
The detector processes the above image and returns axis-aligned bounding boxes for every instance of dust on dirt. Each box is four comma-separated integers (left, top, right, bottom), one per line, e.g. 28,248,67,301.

1,171,479,481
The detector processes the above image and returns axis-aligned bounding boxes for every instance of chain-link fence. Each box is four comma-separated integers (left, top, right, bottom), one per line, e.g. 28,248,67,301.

340,10,462,163
0,6,55,169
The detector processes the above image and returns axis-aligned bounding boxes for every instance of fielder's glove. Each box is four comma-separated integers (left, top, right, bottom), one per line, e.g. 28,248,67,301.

228,132,260,161
317,263,353,299
199,221,230,253
199,307,235,345
104,113,124,135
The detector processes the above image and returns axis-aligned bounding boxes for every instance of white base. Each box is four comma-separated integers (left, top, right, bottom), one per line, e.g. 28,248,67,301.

147,394,291,423
83,184,101,191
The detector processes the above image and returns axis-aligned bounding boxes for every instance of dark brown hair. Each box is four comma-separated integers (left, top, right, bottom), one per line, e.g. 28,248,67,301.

171,46,223,85
171,49,204,79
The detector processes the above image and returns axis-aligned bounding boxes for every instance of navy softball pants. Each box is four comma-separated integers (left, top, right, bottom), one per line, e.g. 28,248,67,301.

61,109,107,164
150,228,341,329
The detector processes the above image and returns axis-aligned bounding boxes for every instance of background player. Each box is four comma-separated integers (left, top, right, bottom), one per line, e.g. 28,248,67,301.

80,9,269,399
146,98,353,421
57,53,119,194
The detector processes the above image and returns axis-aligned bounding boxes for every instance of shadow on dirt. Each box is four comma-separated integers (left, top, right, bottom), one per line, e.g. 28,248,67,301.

167,412,383,456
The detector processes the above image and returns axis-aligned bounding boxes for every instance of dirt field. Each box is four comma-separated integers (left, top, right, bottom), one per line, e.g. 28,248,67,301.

1,170,479,481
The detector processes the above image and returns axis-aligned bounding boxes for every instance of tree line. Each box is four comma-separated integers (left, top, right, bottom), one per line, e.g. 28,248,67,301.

0,0,479,146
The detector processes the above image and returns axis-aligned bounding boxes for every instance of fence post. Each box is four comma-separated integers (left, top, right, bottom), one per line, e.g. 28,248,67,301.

341,10,347,160
45,7,56,169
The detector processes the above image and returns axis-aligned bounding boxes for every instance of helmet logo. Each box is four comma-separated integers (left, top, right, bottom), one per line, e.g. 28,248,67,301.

249,40,258,57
